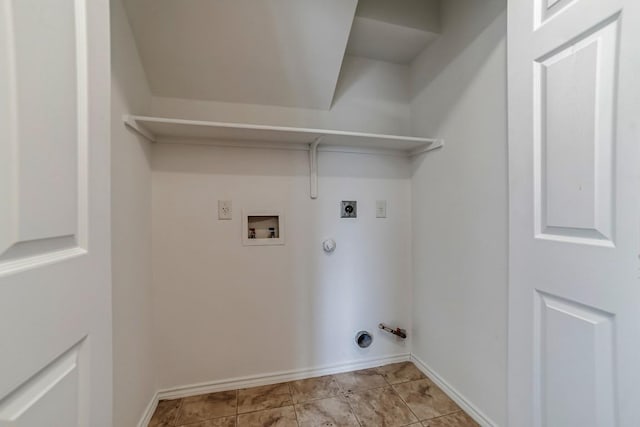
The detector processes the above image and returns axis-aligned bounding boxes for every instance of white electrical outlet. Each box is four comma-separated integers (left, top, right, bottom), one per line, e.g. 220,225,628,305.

218,200,232,220
376,200,387,218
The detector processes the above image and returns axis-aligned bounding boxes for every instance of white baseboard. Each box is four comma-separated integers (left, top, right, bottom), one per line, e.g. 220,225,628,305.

158,353,409,400
410,354,498,427
137,353,410,426
137,353,498,427
136,390,159,427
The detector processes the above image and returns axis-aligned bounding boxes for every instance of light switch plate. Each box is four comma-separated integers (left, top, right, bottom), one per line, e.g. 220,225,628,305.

376,200,387,218
218,200,232,220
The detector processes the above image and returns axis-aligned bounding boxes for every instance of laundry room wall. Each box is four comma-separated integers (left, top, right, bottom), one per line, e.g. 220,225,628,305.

110,0,156,424
410,0,509,425
151,144,413,390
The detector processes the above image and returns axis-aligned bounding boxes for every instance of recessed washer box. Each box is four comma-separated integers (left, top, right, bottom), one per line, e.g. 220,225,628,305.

242,210,285,246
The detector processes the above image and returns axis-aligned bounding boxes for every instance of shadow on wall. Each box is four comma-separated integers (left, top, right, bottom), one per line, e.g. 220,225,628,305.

123,0,357,109
406,0,508,425
151,143,410,180
331,55,410,106
410,0,507,137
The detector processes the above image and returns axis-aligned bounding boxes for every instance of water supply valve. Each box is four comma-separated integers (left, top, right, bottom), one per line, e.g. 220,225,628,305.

379,323,407,339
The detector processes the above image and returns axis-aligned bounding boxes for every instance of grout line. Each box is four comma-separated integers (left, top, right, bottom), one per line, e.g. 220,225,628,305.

342,382,395,395
410,355,492,426
235,404,297,417
292,406,300,427
373,365,393,388
285,382,300,426
235,387,293,417
421,410,473,426
171,398,184,427
392,384,421,424
291,391,341,405
334,368,391,395
343,393,363,427
341,368,390,427
392,378,471,423
426,410,465,421
178,415,238,427
180,391,239,425
234,384,296,416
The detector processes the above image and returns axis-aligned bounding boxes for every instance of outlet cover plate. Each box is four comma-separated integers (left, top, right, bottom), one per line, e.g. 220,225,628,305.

341,201,357,218
218,200,232,220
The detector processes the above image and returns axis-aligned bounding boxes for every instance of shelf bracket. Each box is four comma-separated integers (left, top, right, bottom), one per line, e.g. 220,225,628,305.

309,137,323,199
409,139,444,157
123,114,157,143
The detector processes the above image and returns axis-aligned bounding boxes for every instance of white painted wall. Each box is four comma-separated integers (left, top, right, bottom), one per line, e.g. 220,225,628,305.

150,55,411,135
355,0,440,33
112,2,509,422
409,0,508,425
110,0,156,425
122,0,358,110
151,144,412,389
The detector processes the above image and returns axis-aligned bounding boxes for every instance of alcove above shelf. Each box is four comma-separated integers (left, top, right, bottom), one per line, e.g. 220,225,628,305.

123,115,443,199
123,115,442,156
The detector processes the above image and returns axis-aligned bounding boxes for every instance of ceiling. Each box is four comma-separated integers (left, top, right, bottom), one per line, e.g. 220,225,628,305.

123,0,358,110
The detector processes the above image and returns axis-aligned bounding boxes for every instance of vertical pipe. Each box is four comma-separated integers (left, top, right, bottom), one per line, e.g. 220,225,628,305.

309,137,322,199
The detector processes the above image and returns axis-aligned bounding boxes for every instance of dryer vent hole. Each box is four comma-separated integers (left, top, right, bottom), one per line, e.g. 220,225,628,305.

355,331,373,348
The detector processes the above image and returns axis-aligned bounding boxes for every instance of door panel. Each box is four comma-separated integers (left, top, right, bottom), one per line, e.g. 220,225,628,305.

534,15,618,245
0,0,111,425
0,0,87,269
13,0,79,244
533,292,616,427
535,0,578,28
508,0,640,425
0,340,87,427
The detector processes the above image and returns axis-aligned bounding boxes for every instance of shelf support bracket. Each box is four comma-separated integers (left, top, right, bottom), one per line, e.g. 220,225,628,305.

309,137,323,199
409,138,444,157
123,114,157,143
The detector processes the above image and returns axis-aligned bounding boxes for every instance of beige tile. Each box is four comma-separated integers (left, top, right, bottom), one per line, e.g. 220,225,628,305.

376,362,426,385
295,397,359,427
177,416,237,427
237,383,292,414
175,390,237,425
393,379,460,421
422,411,479,427
149,399,182,427
288,375,341,403
346,386,417,426
236,406,298,427
333,368,388,393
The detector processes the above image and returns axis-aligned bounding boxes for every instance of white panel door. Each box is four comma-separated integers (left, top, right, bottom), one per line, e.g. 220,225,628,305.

508,0,640,426
0,0,111,426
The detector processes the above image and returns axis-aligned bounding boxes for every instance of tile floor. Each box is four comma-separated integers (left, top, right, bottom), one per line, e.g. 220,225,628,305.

148,362,479,427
